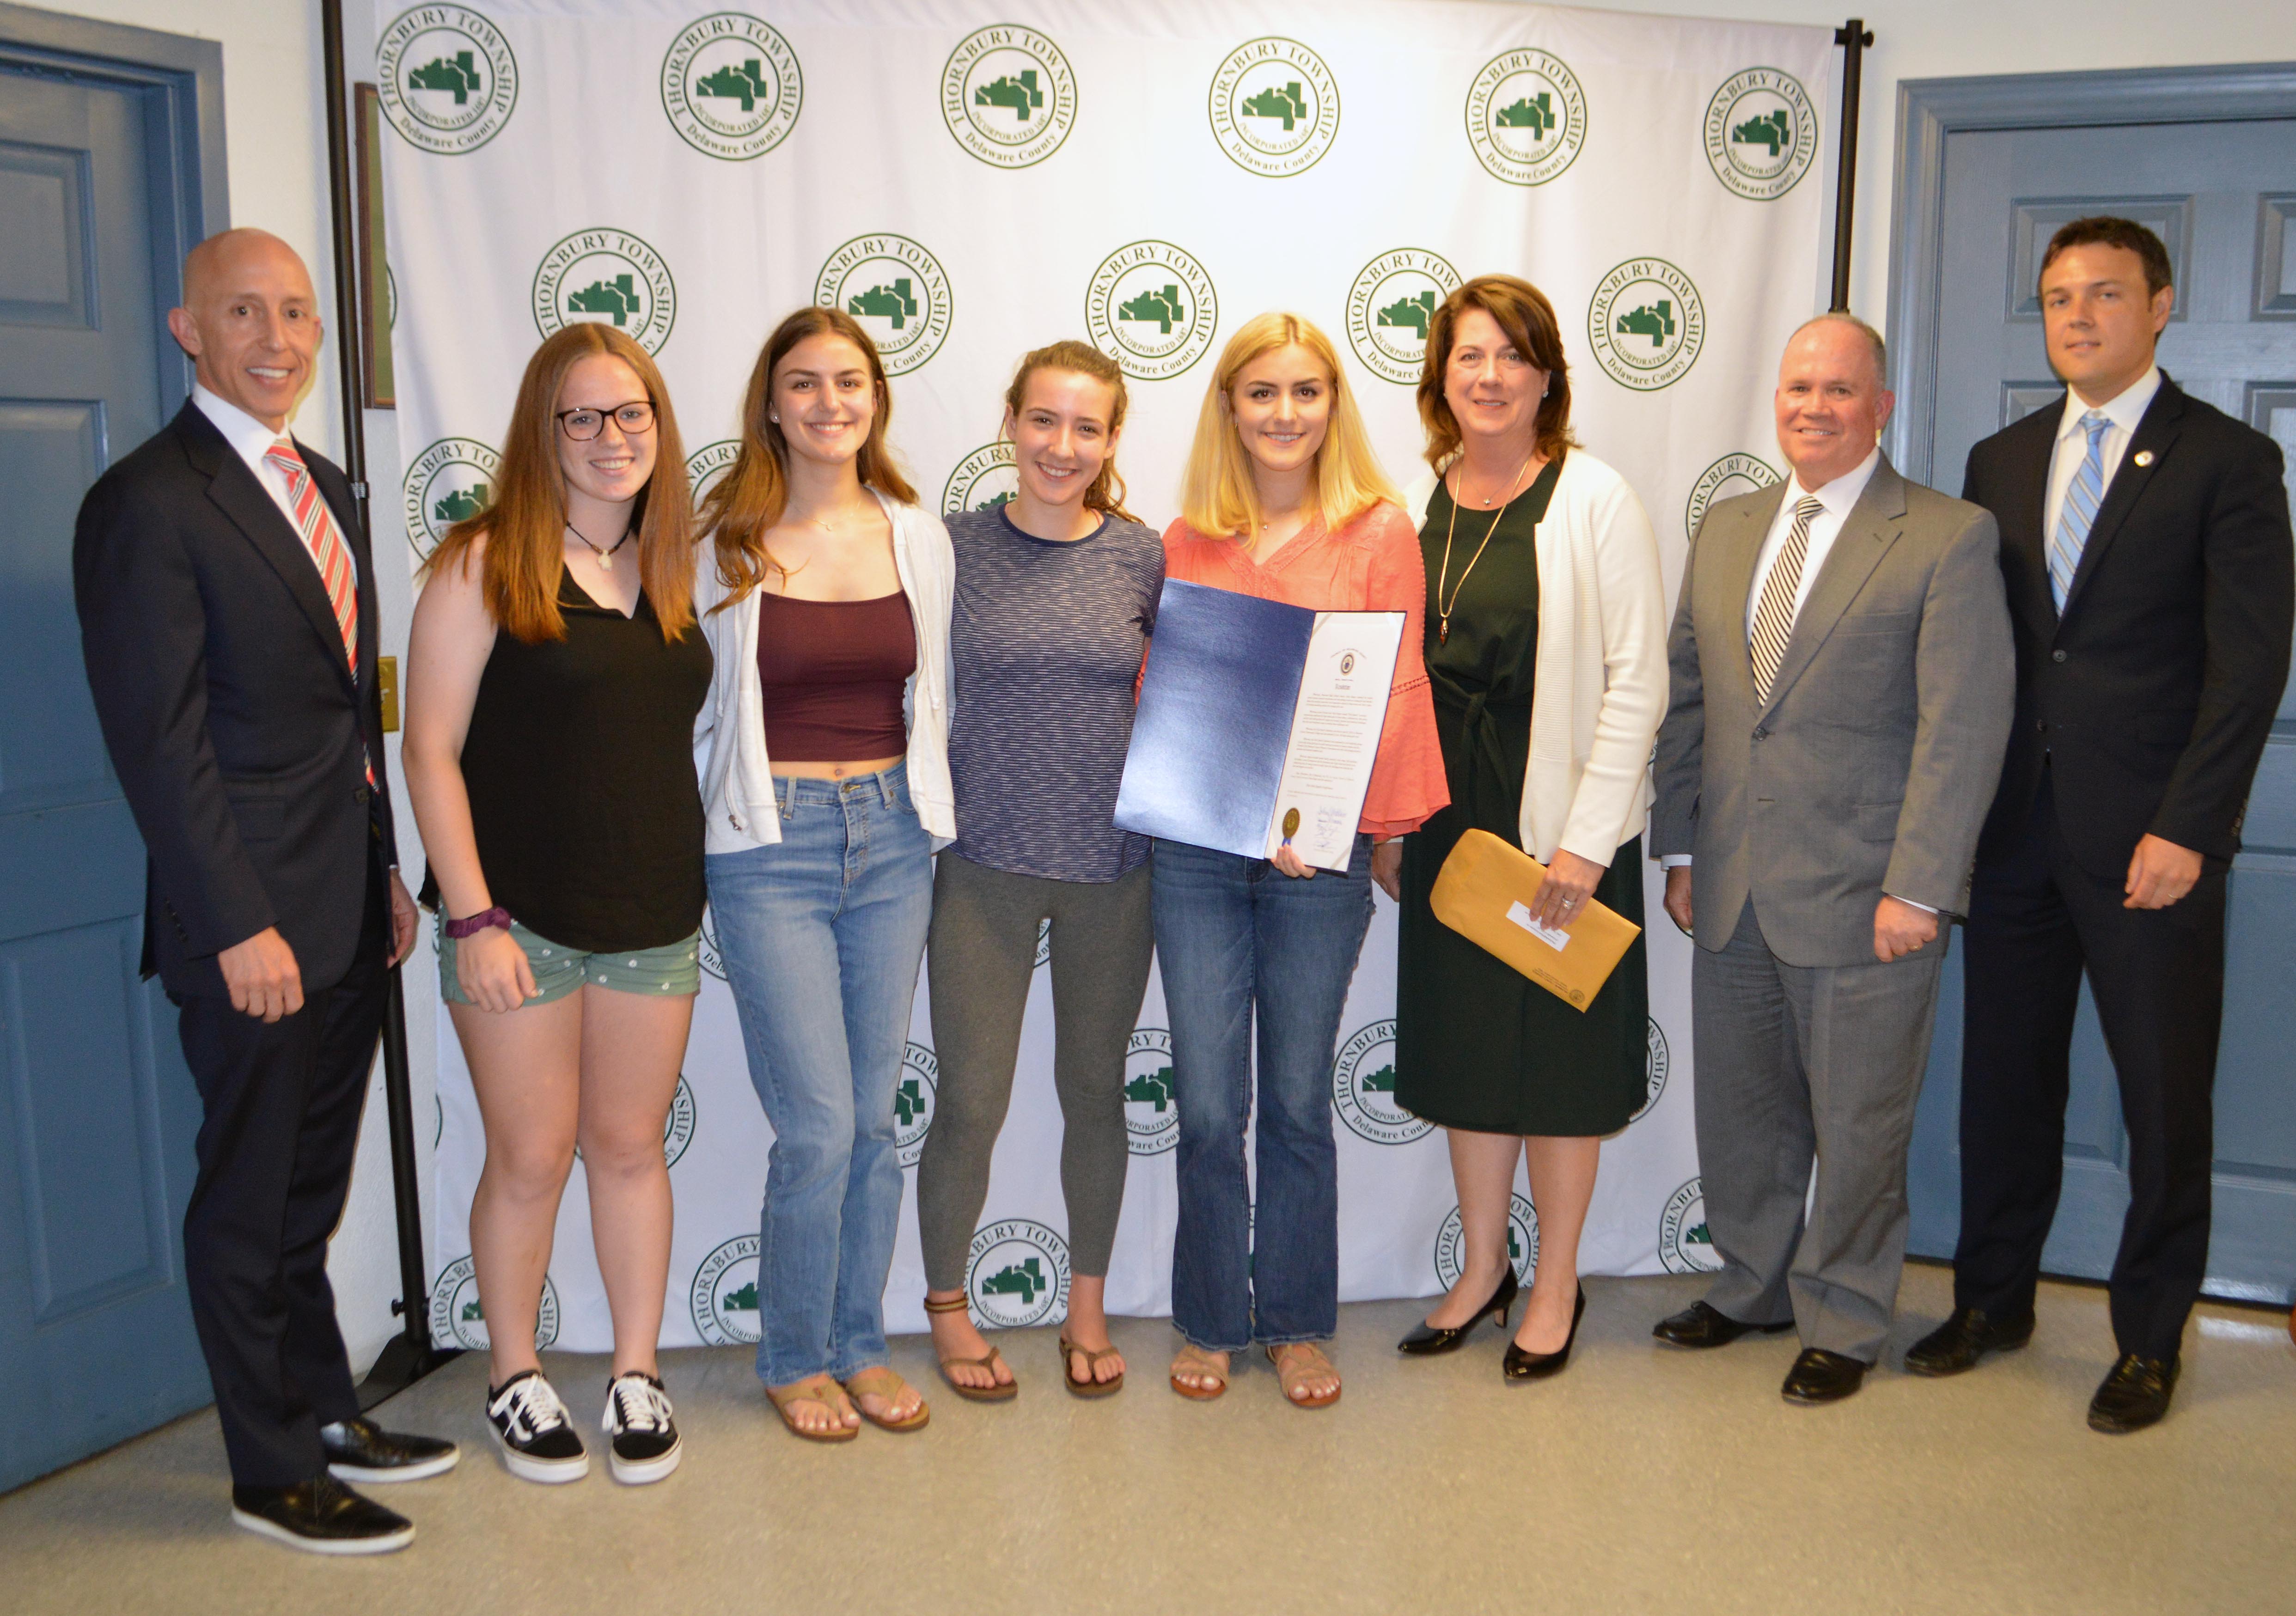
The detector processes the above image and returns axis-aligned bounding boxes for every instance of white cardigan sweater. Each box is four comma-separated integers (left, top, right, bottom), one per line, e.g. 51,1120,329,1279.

1404,448,1667,866
691,488,958,852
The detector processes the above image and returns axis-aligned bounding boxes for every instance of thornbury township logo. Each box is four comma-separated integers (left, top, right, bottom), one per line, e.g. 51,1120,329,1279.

1433,1194,1540,1288
1628,1018,1672,1123
1588,258,1704,392
1086,241,1217,382
401,437,499,559
816,235,952,377
689,1235,761,1345
697,904,726,980
1332,1019,1434,1146
1465,48,1586,187
1209,38,1339,177
377,7,517,156
429,1255,560,1351
1347,249,1463,387
1660,1177,1723,1274
661,13,802,161
1123,1028,1179,1157
896,1042,937,1168
1034,916,1051,969
1686,452,1782,541
943,25,1076,169
942,441,1017,516
1704,68,1818,201
534,228,677,355
686,439,742,509
965,1219,1070,1330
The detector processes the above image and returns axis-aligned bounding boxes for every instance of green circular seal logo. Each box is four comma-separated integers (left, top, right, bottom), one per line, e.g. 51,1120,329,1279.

942,440,1017,516
1588,258,1704,391
1629,1018,1672,1123
896,1042,937,1169
965,1219,1070,1329
942,25,1076,169
1346,248,1463,387
1433,1194,1539,1288
533,227,677,354
697,904,726,981
686,439,742,508
689,1234,761,1345
1465,48,1585,187
661,13,802,161
1704,68,1817,201
1332,1019,1433,1146
816,234,951,377
1659,1177,1722,1274
402,437,499,559
1034,916,1051,970
1086,240,1217,381
377,7,517,156
1209,37,1339,177
1123,1028,1179,1157
1685,452,1781,540
429,1254,559,1351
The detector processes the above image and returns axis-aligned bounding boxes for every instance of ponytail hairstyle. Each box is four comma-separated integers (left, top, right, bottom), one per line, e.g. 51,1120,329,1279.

1001,339,1137,522
702,305,917,608
425,322,695,643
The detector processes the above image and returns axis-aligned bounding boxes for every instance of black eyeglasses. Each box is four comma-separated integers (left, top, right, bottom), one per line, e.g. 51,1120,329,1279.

556,400,656,440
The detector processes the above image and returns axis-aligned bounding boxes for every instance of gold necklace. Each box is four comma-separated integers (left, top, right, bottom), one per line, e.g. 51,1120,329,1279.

1435,451,1534,645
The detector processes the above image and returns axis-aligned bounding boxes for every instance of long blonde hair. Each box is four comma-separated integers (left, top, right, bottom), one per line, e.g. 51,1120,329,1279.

1179,311,1398,539
1002,340,1136,522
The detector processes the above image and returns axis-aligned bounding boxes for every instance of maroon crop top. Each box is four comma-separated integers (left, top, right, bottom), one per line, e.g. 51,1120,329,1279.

756,590,916,762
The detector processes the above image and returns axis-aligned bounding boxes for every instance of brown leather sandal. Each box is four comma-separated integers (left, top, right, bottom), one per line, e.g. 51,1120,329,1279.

925,1293,1017,1402
764,1374,857,1443
841,1366,930,1433
1267,1342,1342,1409
1168,1344,1228,1401
1058,1332,1125,1398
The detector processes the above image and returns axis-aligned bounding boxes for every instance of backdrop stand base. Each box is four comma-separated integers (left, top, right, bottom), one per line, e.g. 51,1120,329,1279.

356,1331,460,1413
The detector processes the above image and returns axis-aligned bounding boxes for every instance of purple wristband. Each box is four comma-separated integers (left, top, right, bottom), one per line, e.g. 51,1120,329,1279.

442,906,512,939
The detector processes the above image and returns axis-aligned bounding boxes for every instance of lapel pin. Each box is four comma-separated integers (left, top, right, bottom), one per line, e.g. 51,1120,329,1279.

2133,451,2155,467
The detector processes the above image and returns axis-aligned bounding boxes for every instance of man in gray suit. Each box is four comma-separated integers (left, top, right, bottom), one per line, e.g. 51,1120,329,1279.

1649,314,2014,1404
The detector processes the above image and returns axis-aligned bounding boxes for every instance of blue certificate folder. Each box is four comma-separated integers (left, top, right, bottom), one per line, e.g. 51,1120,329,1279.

1114,579,1316,859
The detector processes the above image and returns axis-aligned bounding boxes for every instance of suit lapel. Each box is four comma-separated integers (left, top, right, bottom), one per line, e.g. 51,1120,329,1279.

2058,379,2186,627
1759,456,1907,717
2000,404,2059,633
1711,483,1785,705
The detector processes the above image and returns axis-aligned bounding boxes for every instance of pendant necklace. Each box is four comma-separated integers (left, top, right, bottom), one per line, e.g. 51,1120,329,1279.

1434,450,1535,645
567,520,632,571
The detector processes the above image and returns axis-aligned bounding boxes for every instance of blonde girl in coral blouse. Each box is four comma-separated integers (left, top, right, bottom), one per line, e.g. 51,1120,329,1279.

1153,312,1447,1410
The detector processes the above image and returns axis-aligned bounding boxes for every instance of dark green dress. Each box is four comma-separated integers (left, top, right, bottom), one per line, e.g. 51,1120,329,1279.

1392,458,1650,1137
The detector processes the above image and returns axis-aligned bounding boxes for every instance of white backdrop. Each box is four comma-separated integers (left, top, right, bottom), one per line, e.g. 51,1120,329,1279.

378,0,1834,1354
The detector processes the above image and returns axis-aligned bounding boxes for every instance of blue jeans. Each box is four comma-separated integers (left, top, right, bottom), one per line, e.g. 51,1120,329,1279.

1151,835,1374,1351
706,764,932,1385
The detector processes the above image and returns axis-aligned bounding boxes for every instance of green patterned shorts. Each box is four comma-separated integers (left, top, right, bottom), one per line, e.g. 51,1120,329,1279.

437,918,702,1006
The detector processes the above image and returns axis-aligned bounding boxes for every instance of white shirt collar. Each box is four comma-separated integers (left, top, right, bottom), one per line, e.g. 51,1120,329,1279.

193,383,293,463
1791,445,1881,520
2058,364,2161,443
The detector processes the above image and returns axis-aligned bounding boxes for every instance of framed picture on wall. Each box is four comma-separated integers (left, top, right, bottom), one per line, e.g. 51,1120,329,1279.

355,82,394,409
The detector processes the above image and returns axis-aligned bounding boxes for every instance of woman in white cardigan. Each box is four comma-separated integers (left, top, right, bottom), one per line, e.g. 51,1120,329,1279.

1384,276,1667,1381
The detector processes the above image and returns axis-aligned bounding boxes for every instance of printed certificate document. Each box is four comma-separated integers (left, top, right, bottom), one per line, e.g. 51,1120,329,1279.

1263,609,1406,870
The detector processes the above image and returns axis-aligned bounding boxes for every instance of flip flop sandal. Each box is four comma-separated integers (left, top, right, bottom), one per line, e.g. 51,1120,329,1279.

1267,1343,1342,1410
841,1366,931,1433
925,1293,1017,1403
764,1375,857,1443
1168,1344,1228,1402
1058,1333,1125,1399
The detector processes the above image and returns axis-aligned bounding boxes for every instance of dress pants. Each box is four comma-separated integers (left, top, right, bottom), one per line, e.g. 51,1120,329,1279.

1955,771,2226,1360
1692,900,1946,1365
175,860,388,1487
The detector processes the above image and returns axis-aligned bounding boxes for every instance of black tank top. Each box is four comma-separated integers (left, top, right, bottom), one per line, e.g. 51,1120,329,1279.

456,575,713,952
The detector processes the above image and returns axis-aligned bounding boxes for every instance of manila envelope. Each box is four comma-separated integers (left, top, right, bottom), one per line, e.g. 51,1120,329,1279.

1429,829,1640,1012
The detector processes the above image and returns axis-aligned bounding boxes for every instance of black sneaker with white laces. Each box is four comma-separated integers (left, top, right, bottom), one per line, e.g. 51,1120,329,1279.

603,1371,682,1484
486,1368,588,1483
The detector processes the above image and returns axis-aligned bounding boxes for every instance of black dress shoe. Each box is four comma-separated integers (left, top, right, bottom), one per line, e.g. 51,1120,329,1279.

1903,1306,2035,1378
1781,1348,1867,1404
1398,1264,1519,1355
1652,1299,1795,1349
1503,1285,1586,1382
321,1416,461,1483
230,1475,414,1555
2087,1354,2180,1434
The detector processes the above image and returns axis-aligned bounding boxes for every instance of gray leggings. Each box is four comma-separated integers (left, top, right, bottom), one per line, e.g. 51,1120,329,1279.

916,853,1153,1291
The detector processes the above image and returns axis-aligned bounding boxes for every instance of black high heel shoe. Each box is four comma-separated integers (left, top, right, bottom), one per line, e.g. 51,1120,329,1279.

1397,1264,1519,1355
1503,1285,1587,1382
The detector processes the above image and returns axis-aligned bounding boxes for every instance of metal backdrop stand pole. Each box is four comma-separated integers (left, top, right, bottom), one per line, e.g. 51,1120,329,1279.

319,0,458,1408
1830,18,1875,311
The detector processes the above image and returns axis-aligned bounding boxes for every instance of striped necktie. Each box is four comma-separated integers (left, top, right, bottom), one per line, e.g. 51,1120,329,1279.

1750,494,1826,703
2048,410,2112,611
263,439,373,786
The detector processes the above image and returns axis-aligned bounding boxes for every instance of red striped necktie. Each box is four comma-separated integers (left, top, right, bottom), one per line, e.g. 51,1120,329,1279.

263,439,374,786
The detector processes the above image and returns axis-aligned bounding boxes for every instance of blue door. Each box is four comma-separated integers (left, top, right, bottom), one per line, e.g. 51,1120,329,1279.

0,44,218,1488
1905,112,2296,1304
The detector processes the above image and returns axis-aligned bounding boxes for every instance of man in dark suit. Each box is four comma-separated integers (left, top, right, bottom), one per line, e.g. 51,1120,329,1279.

74,229,456,1550
1910,217,2295,1433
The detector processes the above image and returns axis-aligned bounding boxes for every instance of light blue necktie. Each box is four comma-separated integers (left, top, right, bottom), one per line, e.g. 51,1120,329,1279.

2048,410,2112,611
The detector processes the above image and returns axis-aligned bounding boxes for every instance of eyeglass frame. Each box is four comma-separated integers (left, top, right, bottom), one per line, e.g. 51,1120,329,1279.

555,399,657,440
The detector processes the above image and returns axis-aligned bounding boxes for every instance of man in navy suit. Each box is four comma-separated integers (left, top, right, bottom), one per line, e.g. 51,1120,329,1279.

74,229,455,1550
1909,217,2294,1432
